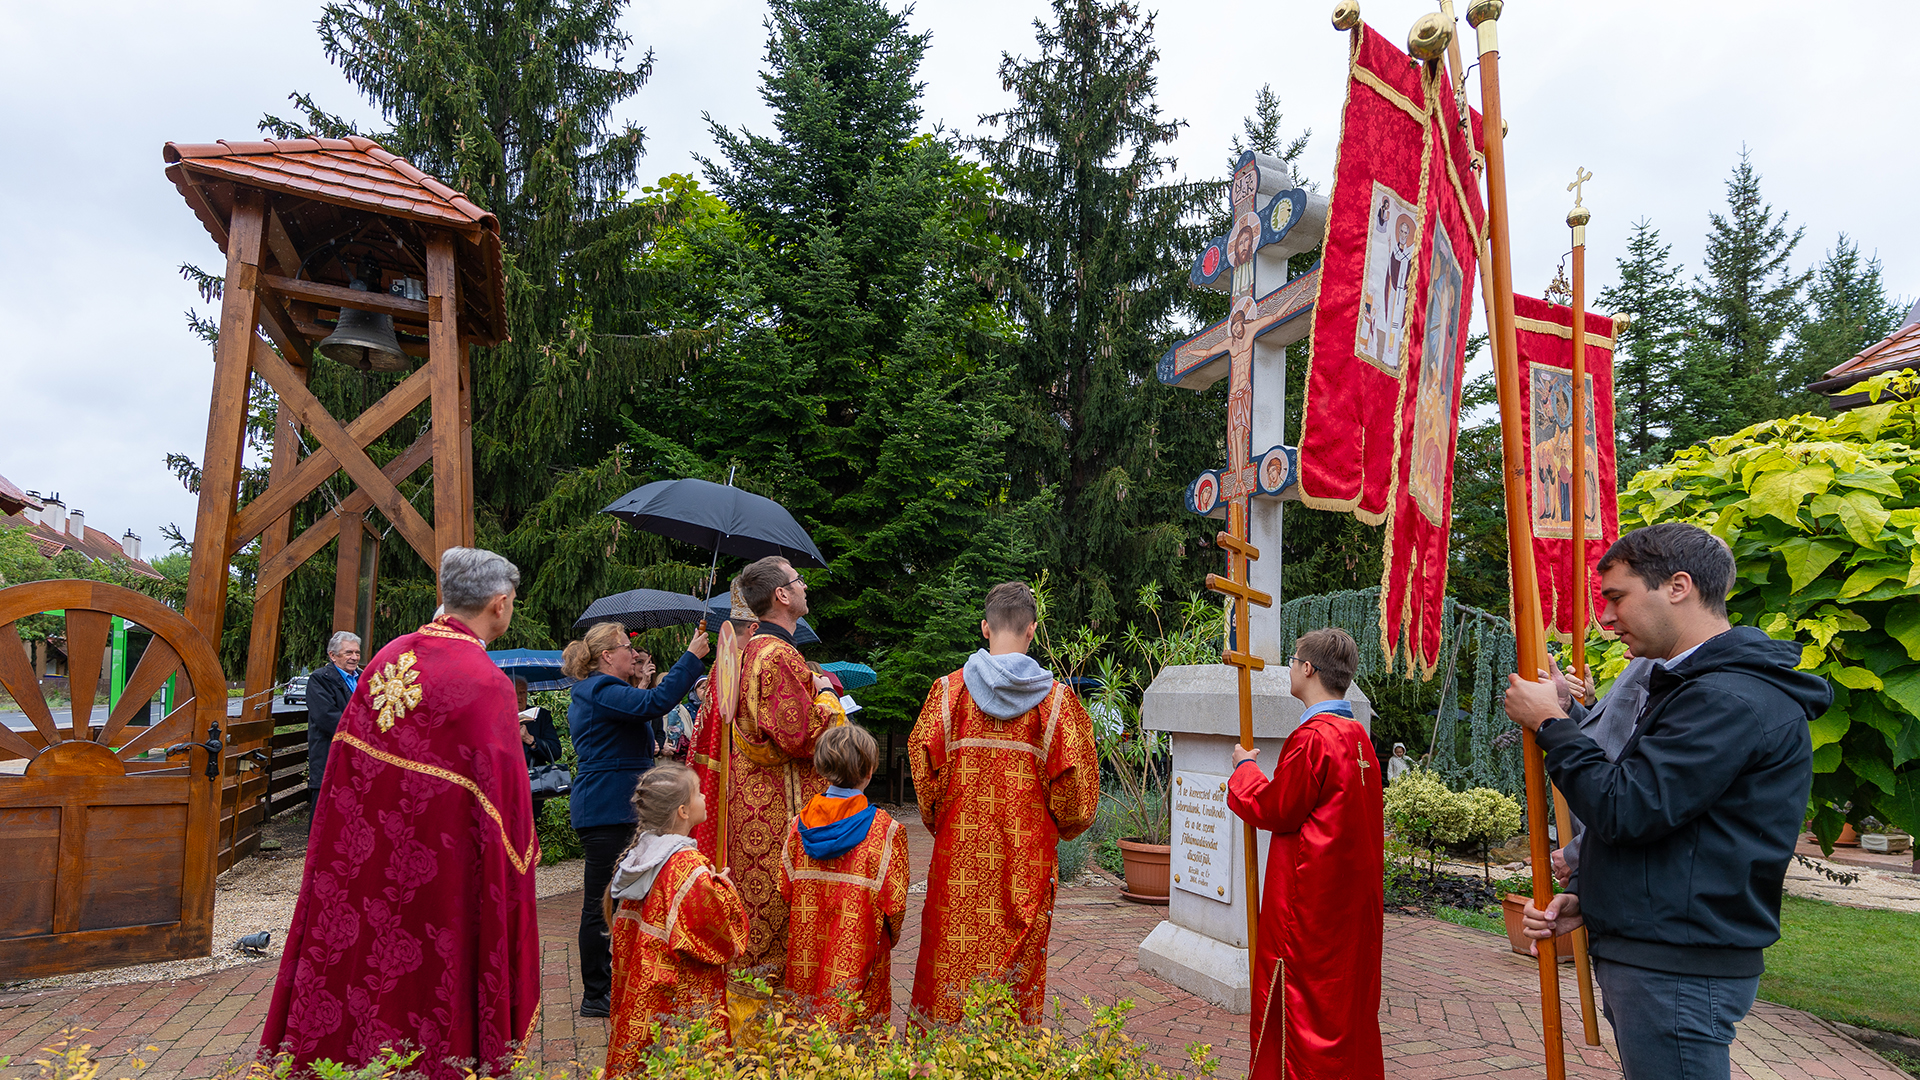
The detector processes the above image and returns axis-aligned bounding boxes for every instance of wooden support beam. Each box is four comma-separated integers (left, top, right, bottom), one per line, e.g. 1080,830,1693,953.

184,191,266,644
333,512,365,634
254,429,434,596
425,233,469,561
247,337,437,562
261,273,430,321
228,363,434,550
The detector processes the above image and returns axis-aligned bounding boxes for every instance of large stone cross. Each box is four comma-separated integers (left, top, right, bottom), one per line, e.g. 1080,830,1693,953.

1158,151,1328,661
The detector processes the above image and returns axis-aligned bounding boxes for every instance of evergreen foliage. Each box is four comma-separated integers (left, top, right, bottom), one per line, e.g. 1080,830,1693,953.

1596,219,1691,478
1783,234,1905,416
623,0,1034,728
970,0,1219,632
1673,149,1810,446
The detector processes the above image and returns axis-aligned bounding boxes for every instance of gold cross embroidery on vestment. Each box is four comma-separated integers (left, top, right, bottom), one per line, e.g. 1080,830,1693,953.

369,651,425,732
1356,740,1372,777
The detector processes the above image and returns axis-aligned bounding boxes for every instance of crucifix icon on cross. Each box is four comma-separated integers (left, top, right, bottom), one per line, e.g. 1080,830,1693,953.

1159,151,1329,660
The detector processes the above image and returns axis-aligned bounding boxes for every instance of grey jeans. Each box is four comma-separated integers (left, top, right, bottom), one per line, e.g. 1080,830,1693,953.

1594,957,1760,1080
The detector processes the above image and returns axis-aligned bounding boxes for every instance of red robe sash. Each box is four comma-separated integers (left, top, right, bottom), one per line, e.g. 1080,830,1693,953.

260,616,540,1079
907,674,1099,1023
1229,712,1384,1080
778,808,910,1028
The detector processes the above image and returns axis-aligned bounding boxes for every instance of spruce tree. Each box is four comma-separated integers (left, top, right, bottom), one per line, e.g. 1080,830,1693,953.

1782,234,1905,414
1674,149,1809,446
234,0,711,660
633,0,1027,724
973,0,1217,630
1595,219,1692,477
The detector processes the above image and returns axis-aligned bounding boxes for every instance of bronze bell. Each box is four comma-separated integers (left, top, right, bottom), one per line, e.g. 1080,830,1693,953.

317,277,407,372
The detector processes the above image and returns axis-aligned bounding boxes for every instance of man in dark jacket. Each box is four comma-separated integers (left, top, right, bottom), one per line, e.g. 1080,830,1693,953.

1506,523,1831,1080
304,631,362,826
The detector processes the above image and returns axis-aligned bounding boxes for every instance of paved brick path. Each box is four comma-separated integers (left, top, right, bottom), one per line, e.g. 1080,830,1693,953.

0,818,1902,1079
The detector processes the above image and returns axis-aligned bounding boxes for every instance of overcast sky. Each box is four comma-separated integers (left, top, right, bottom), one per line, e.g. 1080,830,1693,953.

2,0,1914,556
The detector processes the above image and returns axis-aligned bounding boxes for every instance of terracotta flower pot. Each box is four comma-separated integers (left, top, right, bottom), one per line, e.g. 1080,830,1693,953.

1501,893,1574,963
1836,823,1860,847
1117,837,1171,905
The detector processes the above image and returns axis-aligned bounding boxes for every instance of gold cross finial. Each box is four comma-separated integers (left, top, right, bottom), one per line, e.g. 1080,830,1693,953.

1567,166,1593,208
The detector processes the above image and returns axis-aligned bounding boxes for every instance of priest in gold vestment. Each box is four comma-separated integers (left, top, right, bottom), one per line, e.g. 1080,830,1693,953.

909,582,1099,1022
727,556,846,971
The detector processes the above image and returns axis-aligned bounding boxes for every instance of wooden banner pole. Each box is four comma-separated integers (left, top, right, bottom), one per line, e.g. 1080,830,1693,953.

1465,3,1568,1076
1562,188,1604,1046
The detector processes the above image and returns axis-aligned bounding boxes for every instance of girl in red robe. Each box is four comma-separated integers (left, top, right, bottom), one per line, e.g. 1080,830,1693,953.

779,724,910,1028
605,764,748,1076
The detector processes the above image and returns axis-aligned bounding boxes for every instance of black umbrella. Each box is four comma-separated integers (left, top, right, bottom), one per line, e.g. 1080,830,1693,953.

702,596,821,646
574,588,710,632
603,478,827,569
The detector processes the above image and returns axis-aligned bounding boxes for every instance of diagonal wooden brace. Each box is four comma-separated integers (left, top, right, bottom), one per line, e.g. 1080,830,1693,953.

254,428,434,596
229,361,435,551
248,336,437,563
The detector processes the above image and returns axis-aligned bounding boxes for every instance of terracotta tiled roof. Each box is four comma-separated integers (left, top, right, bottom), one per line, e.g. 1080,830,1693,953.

1807,316,1920,410
162,136,506,345
164,137,496,238
0,472,37,518
0,514,162,580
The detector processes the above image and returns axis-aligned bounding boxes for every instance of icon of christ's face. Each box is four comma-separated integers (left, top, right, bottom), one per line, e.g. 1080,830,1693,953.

1231,227,1255,266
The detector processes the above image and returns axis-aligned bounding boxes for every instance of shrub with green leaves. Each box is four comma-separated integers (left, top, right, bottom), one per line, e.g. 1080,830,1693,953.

1618,370,1920,842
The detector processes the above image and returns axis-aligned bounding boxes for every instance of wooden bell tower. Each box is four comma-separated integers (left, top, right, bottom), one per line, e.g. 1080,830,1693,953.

164,137,505,865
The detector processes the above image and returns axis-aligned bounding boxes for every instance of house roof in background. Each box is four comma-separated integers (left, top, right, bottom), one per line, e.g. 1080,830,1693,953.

0,512,161,579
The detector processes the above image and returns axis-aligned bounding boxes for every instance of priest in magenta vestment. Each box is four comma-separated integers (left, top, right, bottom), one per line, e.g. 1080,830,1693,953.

261,549,540,1079
1228,628,1384,1080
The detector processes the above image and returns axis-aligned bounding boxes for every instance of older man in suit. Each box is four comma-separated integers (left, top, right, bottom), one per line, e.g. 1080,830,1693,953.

305,631,361,824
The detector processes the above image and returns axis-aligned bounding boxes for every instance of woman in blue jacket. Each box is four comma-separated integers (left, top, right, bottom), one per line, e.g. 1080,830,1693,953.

561,619,709,1017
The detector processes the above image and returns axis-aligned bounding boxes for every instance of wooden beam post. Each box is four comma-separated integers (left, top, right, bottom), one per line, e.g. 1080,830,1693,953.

425,233,469,564
333,513,366,635
184,191,266,650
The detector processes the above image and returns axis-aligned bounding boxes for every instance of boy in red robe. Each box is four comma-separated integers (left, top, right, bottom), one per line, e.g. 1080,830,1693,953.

909,581,1100,1023
261,548,539,1080
1229,627,1384,1080
780,723,910,1028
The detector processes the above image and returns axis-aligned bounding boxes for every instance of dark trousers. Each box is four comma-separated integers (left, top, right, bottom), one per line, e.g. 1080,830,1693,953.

577,822,638,1006
306,730,333,829
1594,957,1760,1080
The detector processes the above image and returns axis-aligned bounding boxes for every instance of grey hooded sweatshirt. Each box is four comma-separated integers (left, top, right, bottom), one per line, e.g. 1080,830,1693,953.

608,832,697,904
962,649,1056,720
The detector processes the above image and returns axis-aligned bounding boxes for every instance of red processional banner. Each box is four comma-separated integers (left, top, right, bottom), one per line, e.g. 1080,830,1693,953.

1513,293,1619,640
1297,23,1485,675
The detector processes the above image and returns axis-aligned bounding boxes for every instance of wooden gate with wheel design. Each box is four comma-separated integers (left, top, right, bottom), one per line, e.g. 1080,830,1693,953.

0,580,226,978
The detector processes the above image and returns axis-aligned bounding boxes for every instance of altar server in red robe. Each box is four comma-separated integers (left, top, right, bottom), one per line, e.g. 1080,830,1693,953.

728,556,846,970
780,722,910,1028
262,548,540,1080
604,763,748,1073
910,581,1100,1023
1229,628,1384,1080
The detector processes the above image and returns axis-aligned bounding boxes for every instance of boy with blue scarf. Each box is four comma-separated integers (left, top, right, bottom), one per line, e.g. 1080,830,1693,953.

778,722,909,1028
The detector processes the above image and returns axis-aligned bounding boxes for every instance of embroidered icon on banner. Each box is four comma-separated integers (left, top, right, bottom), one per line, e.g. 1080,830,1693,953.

369,651,424,732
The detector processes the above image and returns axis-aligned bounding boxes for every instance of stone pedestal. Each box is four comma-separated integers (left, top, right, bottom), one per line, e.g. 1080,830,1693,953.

1134,663,1371,1013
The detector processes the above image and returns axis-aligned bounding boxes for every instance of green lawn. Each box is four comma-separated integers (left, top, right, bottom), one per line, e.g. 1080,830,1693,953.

1762,895,1920,1038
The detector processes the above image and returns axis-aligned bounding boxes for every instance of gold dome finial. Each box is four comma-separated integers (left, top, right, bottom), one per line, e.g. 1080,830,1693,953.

1465,0,1503,27
1332,0,1361,31
1408,13,1452,60
1567,206,1592,228
1611,311,1634,335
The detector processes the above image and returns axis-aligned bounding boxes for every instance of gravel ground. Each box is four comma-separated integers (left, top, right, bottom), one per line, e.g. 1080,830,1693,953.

1,804,587,996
